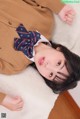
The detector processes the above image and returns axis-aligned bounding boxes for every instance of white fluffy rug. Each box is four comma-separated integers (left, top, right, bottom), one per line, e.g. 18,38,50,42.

0,4,80,119
0,67,58,119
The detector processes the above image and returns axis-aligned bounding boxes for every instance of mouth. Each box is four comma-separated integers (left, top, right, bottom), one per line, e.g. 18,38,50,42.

38,57,45,65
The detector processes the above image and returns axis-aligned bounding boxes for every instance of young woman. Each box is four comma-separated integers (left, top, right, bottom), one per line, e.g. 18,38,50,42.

0,0,78,111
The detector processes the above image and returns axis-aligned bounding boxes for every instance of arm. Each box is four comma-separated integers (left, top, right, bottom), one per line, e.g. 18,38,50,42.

0,58,21,75
24,0,75,24
0,57,31,75
0,92,6,104
35,0,65,13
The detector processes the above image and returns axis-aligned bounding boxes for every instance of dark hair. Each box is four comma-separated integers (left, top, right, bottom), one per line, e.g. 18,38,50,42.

31,41,80,94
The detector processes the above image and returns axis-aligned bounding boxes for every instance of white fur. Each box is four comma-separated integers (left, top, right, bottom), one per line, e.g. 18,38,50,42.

0,67,58,119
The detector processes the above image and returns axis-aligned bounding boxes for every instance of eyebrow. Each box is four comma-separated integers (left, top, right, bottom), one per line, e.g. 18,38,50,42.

53,75,66,83
52,64,69,83
58,72,68,77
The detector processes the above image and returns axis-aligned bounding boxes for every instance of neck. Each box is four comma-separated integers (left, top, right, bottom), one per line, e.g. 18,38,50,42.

34,42,51,54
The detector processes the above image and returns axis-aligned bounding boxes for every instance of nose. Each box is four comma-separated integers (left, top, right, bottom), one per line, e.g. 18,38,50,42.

45,61,64,72
45,62,55,71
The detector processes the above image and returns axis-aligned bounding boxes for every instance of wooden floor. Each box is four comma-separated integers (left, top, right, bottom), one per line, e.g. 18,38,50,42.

48,91,80,119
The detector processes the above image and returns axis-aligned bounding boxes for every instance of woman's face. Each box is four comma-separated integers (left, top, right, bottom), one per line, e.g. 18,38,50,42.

34,46,69,83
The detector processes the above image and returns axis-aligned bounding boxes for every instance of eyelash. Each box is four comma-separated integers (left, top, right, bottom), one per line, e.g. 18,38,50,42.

49,61,62,78
49,72,53,78
57,61,61,66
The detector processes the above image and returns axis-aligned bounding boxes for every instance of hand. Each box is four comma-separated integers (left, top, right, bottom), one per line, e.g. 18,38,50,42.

59,5,76,25
1,95,24,111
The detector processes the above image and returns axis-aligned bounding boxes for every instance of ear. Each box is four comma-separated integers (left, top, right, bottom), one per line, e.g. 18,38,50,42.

56,47,61,51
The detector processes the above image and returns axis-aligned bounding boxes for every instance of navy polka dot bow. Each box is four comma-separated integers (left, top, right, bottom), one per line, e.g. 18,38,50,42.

14,24,41,58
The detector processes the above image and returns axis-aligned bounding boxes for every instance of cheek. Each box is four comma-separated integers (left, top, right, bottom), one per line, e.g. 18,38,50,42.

37,66,44,75
36,65,48,78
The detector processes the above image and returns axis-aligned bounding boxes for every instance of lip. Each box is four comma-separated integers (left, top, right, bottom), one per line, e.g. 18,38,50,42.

38,57,45,65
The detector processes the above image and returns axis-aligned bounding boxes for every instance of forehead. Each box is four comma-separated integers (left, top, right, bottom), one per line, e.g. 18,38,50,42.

39,46,66,64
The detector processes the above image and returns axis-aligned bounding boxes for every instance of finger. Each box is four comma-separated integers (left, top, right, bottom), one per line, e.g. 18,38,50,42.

65,15,73,23
67,14,74,19
14,96,22,99
14,96,23,102
16,108,23,111
17,101,24,107
16,103,24,110
69,10,76,16
66,20,72,25
15,107,23,111
66,17,73,22
16,99,23,104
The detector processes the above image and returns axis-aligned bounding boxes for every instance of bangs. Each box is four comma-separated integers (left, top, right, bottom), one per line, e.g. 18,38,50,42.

53,74,68,84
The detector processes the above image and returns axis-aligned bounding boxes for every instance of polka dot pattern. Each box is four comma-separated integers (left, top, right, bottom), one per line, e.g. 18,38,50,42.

14,24,41,58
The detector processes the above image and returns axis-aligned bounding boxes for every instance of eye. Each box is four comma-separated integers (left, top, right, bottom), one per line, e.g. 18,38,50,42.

49,72,53,78
56,61,61,66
